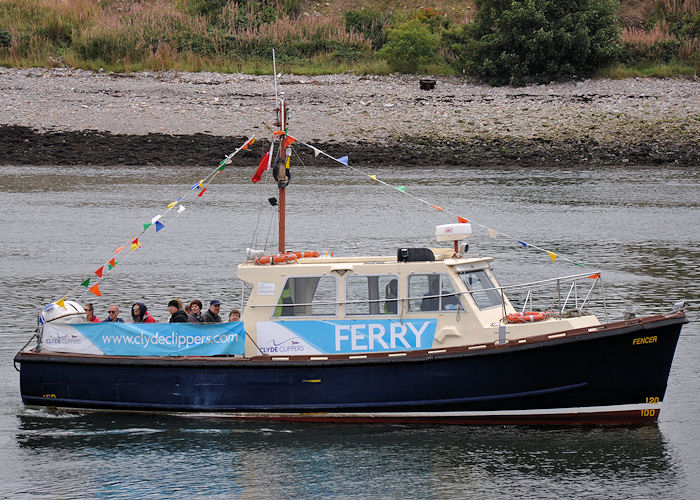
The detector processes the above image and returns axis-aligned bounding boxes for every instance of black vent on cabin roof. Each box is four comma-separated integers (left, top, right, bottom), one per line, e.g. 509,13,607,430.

397,248,435,262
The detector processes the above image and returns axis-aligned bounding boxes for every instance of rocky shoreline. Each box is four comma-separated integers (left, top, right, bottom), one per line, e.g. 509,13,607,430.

1,67,698,167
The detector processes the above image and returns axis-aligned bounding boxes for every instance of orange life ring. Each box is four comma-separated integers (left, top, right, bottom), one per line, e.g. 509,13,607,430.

255,253,299,265
506,311,547,323
290,251,320,259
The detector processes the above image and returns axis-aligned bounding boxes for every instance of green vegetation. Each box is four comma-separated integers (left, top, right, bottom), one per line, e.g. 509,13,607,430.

0,0,697,84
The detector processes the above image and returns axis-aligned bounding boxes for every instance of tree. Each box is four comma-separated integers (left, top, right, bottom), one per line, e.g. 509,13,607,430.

445,0,621,86
380,18,440,73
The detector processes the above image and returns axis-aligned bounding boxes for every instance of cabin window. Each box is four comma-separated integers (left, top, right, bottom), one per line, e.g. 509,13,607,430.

458,270,502,309
273,275,337,317
345,274,399,315
407,273,460,312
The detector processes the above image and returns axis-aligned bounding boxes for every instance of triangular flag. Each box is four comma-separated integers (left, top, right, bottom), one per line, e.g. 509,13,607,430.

457,217,469,223
155,221,165,232
198,187,207,197
548,251,557,262
177,205,186,214
273,130,285,136
217,162,226,171
395,186,406,193
282,135,297,150
518,241,528,248
241,137,255,150
488,228,499,239
368,174,377,181
574,261,585,267
337,156,349,165
80,278,90,287
151,215,161,224
252,151,271,183
143,222,152,231
131,238,140,251
198,179,204,188
190,181,200,190
312,147,321,157
115,245,125,254
431,204,443,212
167,201,178,209
94,266,104,278
108,258,116,270
55,297,66,309
588,273,600,279
89,283,101,297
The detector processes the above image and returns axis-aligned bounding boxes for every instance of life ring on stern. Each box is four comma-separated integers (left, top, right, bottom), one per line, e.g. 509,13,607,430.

506,311,547,323
255,253,298,265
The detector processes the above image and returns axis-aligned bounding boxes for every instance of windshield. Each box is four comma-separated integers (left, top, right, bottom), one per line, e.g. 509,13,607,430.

458,270,502,310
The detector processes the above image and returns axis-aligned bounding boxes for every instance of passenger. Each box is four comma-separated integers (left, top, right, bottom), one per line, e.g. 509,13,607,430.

103,304,124,323
83,303,100,323
168,300,188,323
131,302,157,323
384,279,398,314
185,303,191,314
228,309,241,322
203,299,222,323
188,299,205,324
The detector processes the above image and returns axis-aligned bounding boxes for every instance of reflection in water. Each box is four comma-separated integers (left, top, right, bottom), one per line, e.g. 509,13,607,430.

14,413,679,499
1,164,698,498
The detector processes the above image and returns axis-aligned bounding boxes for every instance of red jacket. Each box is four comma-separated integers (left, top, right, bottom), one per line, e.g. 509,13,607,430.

143,313,156,323
89,315,100,323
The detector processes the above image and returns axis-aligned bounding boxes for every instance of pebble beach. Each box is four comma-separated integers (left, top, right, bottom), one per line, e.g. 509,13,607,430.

1,67,698,166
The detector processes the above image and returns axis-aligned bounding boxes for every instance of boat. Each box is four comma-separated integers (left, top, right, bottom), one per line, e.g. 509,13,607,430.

14,63,688,425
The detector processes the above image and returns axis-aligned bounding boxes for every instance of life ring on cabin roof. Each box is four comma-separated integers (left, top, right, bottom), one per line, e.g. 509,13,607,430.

290,251,320,259
255,253,298,265
506,311,547,323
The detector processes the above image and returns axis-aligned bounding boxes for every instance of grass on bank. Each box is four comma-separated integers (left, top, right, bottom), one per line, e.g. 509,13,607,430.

0,0,697,81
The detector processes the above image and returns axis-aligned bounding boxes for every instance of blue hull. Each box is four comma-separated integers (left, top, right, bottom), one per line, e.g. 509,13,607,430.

15,314,685,424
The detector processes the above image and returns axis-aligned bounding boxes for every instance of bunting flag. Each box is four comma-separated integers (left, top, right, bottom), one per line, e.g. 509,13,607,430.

198,188,207,197
115,245,125,254
312,146,321,157
80,278,90,287
488,228,499,239
155,221,165,232
518,241,528,248
588,273,600,279
337,156,349,165
131,238,140,251
548,251,557,262
431,204,443,212
282,135,297,151
94,266,104,278
369,174,377,181
273,130,285,136
167,201,178,209
151,215,161,224
574,261,585,267
395,186,406,193
241,137,255,150
457,217,469,223
88,283,101,297
108,259,116,270
143,222,152,231
252,150,271,183
55,297,66,309
177,205,185,214
217,161,227,171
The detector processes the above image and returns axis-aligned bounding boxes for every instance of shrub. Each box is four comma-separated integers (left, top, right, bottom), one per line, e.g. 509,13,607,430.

446,0,621,86
344,8,391,49
0,30,11,48
379,18,440,73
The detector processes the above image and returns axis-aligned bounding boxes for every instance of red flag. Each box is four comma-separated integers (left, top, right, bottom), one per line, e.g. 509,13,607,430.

252,151,271,183
458,216,469,223
89,283,102,297
588,273,600,279
430,204,442,212
198,187,207,197
94,266,104,278
282,135,297,151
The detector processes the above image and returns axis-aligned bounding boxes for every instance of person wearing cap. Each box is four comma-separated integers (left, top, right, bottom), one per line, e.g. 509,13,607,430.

203,300,222,323
168,299,188,323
